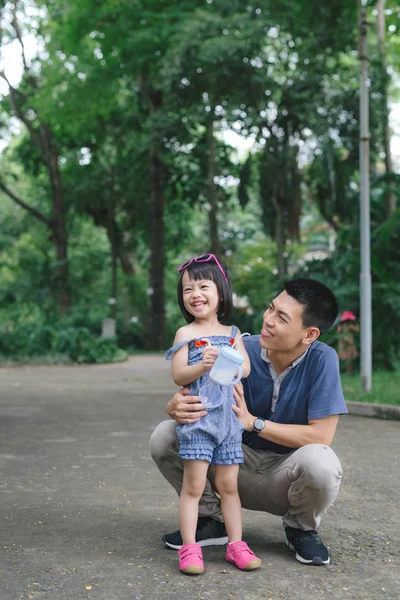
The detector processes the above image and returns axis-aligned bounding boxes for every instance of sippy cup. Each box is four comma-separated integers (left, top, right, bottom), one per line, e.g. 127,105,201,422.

209,346,245,386
199,335,249,409
199,382,223,409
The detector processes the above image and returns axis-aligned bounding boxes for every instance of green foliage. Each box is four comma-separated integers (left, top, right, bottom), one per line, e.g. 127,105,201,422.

341,370,400,406
1,0,399,365
307,143,359,228
295,187,400,370
0,318,127,364
0,229,55,312
52,327,128,364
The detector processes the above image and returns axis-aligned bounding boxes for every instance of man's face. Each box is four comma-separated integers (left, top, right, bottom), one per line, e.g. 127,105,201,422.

260,291,313,352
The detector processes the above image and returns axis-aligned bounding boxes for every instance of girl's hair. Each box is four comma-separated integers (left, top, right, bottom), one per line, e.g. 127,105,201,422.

177,258,233,323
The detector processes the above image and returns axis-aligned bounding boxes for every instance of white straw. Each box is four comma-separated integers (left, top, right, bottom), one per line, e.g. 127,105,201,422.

232,332,251,348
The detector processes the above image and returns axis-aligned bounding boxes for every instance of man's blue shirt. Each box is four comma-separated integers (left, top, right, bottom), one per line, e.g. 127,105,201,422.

242,335,348,454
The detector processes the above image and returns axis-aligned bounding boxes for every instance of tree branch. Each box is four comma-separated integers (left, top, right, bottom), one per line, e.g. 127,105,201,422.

0,72,45,151
0,180,53,228
11,4,29,73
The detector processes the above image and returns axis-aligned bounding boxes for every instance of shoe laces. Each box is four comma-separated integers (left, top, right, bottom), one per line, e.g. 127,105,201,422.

292,529,322,545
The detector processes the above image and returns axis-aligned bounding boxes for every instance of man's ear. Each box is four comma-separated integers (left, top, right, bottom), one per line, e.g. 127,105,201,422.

303,327,320,345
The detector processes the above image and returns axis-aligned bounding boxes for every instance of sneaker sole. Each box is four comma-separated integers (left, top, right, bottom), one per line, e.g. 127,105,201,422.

164,536,228,550
226,557,262,571
179,565,204,575
286,541,330,566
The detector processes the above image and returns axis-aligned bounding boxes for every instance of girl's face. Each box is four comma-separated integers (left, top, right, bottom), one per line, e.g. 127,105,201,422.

181,270,220,320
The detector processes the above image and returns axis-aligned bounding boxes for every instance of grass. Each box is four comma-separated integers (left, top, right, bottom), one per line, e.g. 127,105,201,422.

341,370,400,406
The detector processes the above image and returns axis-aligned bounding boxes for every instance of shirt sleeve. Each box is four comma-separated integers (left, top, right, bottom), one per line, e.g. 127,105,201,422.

307,347,348,419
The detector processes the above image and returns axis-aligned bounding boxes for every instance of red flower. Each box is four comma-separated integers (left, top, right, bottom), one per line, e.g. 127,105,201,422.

229,338,235,345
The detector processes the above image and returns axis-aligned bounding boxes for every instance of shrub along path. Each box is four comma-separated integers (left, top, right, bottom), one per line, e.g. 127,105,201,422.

1,356,399,600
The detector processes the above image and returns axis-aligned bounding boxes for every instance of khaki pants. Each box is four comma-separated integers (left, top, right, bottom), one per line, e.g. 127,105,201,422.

150,420,343,531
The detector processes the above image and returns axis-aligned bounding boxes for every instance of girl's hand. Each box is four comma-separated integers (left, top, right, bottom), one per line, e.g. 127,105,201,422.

202,345,219,371
232,382,254,431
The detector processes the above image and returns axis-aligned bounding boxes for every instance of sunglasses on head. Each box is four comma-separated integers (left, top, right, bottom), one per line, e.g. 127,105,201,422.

178,253,228,282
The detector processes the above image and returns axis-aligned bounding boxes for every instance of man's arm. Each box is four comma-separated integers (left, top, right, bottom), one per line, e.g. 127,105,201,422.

232,383,339,447
253,415,338,447
167,387,208,424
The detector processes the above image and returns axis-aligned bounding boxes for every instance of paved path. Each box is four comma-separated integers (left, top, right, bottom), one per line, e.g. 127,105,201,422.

1,357,399,600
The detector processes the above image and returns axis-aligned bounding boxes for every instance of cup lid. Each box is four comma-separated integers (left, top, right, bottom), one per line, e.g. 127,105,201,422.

219,346,244,364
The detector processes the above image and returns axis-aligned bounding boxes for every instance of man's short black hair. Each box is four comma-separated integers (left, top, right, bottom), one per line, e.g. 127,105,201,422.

284,278,338,334
177,259,232,324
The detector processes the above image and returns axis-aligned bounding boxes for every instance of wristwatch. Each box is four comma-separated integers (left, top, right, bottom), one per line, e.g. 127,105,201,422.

253,417,266,434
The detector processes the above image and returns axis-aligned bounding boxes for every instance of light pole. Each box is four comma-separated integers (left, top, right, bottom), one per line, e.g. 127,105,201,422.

358,1,372,392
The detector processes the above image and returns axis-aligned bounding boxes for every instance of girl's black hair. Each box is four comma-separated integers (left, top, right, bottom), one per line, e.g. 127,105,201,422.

177,258,232,324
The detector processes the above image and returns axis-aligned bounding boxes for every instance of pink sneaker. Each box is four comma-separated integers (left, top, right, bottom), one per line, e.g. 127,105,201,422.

178,543,204,575
226,541,262,570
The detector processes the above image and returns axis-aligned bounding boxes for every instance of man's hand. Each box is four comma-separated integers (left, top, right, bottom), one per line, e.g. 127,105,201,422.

167,387,208,425
232,381,254,431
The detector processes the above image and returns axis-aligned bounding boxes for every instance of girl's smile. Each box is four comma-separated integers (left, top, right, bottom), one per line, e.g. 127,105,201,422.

181,271,220,320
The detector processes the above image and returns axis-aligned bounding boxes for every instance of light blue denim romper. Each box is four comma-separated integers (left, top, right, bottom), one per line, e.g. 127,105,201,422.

165,325,244,465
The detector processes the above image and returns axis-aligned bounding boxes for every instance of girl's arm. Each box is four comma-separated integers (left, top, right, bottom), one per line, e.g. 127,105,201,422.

234,330,251,378
171,328,210,387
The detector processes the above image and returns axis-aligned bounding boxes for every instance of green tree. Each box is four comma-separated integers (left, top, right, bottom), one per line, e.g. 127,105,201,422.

0,10,71,315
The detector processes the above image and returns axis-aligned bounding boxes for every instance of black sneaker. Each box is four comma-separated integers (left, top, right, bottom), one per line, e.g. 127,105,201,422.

162,517,228,550
285,527,330,565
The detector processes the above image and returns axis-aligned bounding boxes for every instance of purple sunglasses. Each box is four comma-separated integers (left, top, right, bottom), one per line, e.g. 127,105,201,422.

178,253,228,282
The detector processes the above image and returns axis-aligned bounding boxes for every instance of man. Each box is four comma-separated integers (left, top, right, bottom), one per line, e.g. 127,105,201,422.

151,278,348,566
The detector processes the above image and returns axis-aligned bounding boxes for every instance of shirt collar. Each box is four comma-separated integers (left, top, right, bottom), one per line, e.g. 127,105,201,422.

261,346,310,369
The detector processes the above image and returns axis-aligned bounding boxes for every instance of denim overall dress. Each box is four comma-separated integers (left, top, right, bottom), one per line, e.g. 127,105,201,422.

165,326,244,465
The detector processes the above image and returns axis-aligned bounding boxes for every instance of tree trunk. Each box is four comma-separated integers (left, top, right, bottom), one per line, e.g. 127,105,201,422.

148,145,165,350
106,201,118,320
287,150,301,241
117,245,134,276
48,145,70,316
86,207,135,276
137,75,166,350
207,119,222,257
272,193,286,280
377,0,396,215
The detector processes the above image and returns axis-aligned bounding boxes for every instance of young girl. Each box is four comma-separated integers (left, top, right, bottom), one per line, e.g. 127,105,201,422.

165,253,261,575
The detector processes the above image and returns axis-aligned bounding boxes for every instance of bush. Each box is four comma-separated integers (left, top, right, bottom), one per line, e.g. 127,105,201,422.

52,327,128,364
293,206,400,371
0,320,128,364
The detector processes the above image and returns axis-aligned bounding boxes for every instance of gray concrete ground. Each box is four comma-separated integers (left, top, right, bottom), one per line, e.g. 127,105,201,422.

1,356,399,600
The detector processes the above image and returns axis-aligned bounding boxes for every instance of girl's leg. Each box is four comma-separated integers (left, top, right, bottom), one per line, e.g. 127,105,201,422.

214,464,242,543
179,460,210,545
215,464,262,571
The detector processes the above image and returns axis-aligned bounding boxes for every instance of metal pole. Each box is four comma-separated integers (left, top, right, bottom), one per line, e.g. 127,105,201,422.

358,2,372,392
